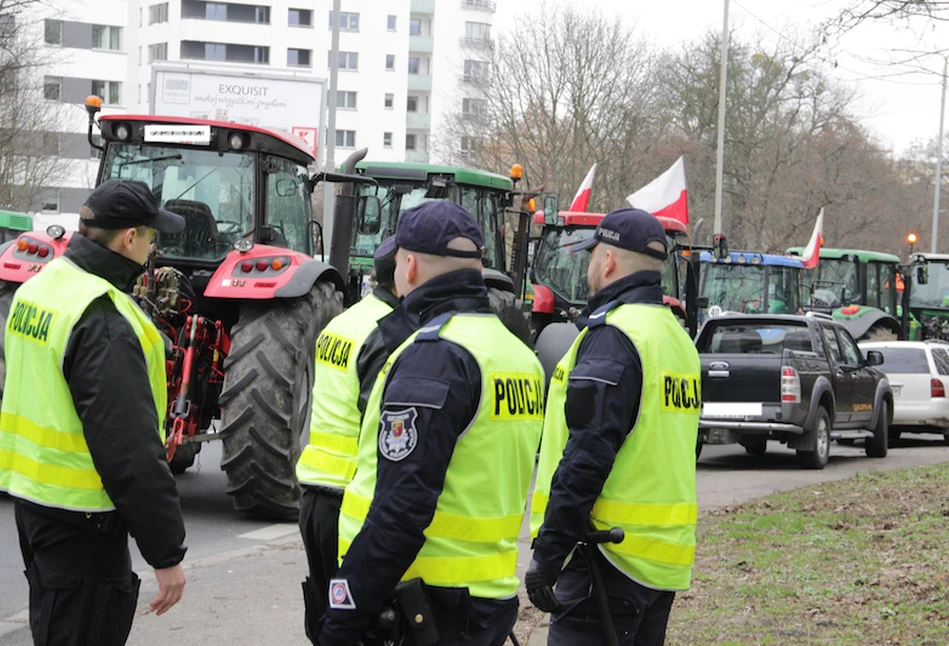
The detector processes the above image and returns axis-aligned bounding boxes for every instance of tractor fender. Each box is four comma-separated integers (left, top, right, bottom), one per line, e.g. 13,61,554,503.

482,268,514,293
534,321,579,386
792,376,836,451
274,259,345,298
838,309,900,341
868,377,893,430
0,231,72,285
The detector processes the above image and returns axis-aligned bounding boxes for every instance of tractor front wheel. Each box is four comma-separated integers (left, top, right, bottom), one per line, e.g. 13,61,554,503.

219,281,343,520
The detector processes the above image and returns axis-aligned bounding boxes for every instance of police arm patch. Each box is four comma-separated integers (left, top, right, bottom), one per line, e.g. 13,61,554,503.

378,407,419,462
328,578,356,610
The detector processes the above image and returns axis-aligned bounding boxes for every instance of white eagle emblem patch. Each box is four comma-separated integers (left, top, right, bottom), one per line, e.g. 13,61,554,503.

379,408,419,462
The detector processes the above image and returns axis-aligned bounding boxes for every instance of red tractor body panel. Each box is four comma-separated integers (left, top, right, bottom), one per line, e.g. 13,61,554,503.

0,231,73,284
202,244,315,300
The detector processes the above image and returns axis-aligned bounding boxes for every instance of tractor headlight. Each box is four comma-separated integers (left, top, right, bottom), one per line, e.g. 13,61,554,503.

46,224,65,240
233,239,253,253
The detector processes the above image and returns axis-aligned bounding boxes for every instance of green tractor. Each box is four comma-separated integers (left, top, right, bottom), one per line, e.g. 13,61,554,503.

787,247,904,340
907,252,949,340
330,158,537,344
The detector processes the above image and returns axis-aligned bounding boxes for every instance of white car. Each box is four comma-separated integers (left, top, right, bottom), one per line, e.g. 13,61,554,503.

859,340,949,443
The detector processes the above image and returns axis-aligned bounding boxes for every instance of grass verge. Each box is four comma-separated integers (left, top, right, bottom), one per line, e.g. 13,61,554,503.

667,463,949,645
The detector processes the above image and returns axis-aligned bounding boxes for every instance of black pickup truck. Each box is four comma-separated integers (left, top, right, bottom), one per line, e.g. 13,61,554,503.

695,313,892,469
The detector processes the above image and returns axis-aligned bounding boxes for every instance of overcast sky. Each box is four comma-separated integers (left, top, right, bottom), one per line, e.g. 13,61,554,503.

494,0,949,157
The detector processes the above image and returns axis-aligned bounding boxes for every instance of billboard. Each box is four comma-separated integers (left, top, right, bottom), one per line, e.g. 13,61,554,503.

151,65,325,164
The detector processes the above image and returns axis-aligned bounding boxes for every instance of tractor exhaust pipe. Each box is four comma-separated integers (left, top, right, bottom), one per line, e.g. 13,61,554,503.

329,148,369,283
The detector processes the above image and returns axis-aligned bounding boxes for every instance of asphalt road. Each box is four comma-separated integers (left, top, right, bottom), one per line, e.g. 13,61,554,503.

2,432,949,641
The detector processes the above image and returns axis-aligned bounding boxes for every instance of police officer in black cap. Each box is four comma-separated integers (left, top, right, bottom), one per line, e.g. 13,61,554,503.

319,201,545,646
0,179,189,645
527,208,701,645
296,237,401,643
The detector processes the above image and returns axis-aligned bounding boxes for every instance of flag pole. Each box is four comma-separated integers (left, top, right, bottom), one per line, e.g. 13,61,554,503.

713,0,730,236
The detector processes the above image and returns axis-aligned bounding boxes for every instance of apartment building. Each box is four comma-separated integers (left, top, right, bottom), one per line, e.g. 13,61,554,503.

29,0,497,225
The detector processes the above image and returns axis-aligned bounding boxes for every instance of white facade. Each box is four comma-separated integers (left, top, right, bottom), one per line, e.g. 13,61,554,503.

30,0,496,223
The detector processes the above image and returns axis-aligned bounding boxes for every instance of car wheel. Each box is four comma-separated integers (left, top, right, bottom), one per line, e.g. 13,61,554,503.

797,407,831,469
866,401,889,458
888,428,902,446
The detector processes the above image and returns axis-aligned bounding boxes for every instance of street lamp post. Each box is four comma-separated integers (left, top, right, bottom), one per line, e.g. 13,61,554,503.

713,0,730,237
932,57,947,254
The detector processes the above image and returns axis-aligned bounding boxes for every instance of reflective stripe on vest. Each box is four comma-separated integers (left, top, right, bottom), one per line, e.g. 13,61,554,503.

0,258,168,512
296,293,393,489
338,313,544,598
532,303,700,591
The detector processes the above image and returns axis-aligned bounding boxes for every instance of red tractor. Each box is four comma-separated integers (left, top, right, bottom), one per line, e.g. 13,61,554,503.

0,99,362,520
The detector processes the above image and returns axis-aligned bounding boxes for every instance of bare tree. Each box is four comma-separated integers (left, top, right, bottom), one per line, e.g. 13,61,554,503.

0,0,69,213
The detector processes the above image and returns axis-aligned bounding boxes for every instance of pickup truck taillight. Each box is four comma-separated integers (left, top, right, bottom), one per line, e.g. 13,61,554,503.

781,366,801,403
932,378,946,398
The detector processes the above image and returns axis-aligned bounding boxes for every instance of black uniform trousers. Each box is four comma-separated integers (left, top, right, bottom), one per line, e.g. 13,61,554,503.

15,499,141,646
548,549,675,646
299,485,344,644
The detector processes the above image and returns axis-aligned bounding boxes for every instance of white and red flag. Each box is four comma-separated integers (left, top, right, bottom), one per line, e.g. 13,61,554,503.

626,156,688,226
801,208,825,270
569,163,597,212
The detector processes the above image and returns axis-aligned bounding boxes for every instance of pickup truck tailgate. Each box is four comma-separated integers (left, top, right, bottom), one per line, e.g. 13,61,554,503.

701,354,783,407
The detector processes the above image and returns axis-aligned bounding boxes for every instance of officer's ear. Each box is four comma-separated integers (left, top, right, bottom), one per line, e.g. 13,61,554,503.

602,247,618,278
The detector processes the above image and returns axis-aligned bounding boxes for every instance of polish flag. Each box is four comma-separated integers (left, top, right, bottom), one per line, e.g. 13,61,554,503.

801,208,824,270
626,156,688,226
569,163,597,212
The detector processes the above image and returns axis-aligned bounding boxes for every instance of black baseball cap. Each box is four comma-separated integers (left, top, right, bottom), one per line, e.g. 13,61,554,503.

394,201,484,258
373,236,397,282
81,179,186,234
572,207,668,260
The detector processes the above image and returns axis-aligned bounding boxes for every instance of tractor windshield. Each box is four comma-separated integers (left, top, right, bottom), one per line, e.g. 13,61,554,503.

910,261,949,309
701,264,800,314
353,183,503,270
533,227,681,304
805,258,858,308
102,143,255,260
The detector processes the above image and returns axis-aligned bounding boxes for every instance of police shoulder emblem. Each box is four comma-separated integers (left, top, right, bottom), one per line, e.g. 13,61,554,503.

379,408,419,462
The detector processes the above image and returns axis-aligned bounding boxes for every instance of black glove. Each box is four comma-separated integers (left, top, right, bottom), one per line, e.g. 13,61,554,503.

525,558,565,614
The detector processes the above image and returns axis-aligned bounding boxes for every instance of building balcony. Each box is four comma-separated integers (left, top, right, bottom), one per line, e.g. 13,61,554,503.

459,37,495,51
411,0,435,15
461,0,496,12
406,112,431,130
407,74,432,91
409,35,433,52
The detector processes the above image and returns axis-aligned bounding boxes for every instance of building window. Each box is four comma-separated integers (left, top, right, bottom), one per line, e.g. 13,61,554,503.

92,80,122,105
336,91,357,109
149,3,169,24
384,93,394,109
206,2,227,20
408,56,420,75
44,19,62,45
182,1,269,23
328,51,358,70
465,21,491,41
182,41,269,64
288,48,311,67
40,190,59,214
329,12,359,31
253,46,268,63
43,76,61,101
386,54,395,71
92,25,122,51
138,46,142,65
464,59,485,81
387,15,396,31
41,132,60,156
383,132,393,148
405,134,417,151
406,95,418,112
461,136,481,155
409,18,421,36
148,42,168,63
462,98,486,116
204,43,225,60
335,130,356,147
255,7,270,23
289,8,311,26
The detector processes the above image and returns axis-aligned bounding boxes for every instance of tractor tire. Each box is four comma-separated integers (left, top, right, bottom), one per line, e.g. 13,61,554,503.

0,282,15,406
488,287,532,347
864,325,898,341
219,281,343,520
169,442,201,475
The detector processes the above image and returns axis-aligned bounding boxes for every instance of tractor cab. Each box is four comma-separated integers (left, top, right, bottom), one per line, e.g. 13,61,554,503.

908,252,949,340
529,210,692,336
787,247,903,340
698,252,803,320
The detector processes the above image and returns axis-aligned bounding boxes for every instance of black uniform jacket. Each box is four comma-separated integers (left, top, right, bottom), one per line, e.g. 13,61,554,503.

19,234,186,569
321,269,512,643
532,270,664,570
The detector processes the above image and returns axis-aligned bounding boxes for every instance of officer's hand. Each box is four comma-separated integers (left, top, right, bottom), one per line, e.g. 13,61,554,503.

151,564,186,615
525,558,565,614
